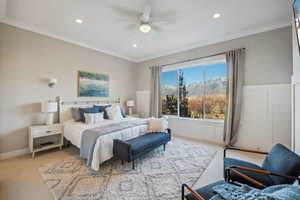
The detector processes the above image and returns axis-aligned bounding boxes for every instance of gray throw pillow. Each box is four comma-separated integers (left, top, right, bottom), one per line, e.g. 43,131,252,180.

71,107,81,121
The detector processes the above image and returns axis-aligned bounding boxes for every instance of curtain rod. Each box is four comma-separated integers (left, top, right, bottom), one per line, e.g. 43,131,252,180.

150,48,246,68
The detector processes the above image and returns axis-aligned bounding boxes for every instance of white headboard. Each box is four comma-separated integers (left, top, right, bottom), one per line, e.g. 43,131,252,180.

58,98,121,123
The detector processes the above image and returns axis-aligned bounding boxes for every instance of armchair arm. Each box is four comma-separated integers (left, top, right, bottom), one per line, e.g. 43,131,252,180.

230,166,300,184
227,168,266,189
224,146,268,159
181,184,205,200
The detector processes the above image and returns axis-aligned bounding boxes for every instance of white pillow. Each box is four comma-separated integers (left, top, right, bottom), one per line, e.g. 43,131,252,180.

147,118,168,133
105,105,123,120
84,112,104,124
94,112,104,123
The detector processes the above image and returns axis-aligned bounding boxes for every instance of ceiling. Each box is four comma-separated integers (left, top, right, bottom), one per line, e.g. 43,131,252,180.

0,0,293,62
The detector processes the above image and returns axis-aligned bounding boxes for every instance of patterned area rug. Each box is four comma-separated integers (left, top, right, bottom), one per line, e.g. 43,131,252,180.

39,138,217,200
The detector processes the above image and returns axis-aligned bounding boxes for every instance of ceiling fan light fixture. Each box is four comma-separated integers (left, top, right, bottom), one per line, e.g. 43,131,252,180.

75,19,83,24
139,24,151,33
213,13,221,19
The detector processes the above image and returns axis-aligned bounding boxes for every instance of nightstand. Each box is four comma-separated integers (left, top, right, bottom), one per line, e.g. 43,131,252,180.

28,124,63,158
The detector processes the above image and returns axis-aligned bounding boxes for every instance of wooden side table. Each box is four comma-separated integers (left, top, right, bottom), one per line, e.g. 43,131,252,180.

28,124,63,158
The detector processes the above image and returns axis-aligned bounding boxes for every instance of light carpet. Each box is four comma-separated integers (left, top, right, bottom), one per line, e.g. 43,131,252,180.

39,138,217,200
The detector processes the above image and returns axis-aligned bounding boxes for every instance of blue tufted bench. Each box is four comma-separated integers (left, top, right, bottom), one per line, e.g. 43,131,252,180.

113,129,171,169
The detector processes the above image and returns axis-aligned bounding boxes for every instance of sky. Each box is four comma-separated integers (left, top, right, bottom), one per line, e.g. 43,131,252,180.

162,63,227,86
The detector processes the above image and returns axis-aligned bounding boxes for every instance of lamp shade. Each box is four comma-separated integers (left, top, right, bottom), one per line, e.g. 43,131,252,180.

41,101,58,113
126,100,135,107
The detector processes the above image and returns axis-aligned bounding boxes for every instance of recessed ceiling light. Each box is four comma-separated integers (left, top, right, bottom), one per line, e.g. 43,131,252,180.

133,44,137,48
213,13,221,19
76,19,83,24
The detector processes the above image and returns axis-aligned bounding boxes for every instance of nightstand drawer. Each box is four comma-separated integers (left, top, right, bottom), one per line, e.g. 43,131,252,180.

32,129,62,138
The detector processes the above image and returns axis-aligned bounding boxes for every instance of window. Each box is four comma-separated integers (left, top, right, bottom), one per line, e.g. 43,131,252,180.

161,57,227,120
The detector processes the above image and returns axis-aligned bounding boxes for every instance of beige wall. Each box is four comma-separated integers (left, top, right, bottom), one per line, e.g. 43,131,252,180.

136,26,293,149
0,23,138,153
137,26,293,90
0,23,293,154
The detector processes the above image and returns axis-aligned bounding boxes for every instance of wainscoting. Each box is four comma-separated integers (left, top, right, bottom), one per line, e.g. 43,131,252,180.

236,84,291,152
169,118,224,144
168,84,291,152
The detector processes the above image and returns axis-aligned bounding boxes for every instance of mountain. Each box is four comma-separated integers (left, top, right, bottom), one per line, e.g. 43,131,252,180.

162,77,227,97
161,85,177,96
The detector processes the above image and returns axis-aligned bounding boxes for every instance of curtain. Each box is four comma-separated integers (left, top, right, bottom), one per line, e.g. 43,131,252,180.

223,49,245,146
150,66,162,118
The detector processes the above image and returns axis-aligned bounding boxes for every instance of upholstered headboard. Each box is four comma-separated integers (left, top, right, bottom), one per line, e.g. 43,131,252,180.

58,98,121,123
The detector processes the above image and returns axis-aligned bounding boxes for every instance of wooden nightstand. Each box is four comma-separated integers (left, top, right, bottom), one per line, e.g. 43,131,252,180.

28,124,63,158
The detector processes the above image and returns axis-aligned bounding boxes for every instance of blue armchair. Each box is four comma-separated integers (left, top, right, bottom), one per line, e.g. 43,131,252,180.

182,143,300,200
224,143,300,188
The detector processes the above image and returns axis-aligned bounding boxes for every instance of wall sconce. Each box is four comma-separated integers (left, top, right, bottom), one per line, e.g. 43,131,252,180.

48,78,57,88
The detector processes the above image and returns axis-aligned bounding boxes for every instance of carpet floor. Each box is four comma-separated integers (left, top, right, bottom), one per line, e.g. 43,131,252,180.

39,138,217,200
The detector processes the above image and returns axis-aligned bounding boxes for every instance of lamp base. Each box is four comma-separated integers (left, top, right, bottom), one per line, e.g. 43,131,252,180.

45,113,54,125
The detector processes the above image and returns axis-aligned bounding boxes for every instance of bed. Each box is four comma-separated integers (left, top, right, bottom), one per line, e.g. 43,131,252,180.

59,99,148,171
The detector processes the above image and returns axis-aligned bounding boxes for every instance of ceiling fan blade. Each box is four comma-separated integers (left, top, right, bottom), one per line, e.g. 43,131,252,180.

113,17,140,24
151,24,163,32
108,4,139,19
152,19,176,26
125,24,138,30
141,5,151,23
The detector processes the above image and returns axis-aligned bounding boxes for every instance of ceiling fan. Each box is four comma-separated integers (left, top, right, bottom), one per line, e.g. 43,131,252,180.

110,4,176,33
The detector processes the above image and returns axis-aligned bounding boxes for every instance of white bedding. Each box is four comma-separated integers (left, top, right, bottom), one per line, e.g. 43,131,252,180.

63,117,148,171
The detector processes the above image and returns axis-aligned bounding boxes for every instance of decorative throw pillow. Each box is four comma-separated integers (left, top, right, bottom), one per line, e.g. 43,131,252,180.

94,112,104,123
79,107,99,122
94,104,112,119
84,113,95,124
147,118,168,133
94,104,110,112
105,105,123,120
71,107,81,121
84,112,104,124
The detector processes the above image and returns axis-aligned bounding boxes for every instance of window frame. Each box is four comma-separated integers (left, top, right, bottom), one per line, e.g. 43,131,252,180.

161,55,227,122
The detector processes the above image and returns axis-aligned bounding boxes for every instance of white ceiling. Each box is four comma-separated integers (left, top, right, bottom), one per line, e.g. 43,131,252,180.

0,0,293,62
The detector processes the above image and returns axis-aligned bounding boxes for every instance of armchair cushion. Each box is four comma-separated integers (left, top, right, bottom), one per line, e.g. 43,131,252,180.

262,143,300,185
224,158,274,187
185,180,226,200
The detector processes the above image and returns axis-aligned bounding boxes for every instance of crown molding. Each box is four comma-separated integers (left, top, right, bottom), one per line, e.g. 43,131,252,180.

0,16,291,64
0,17,137,63
135,20,292,63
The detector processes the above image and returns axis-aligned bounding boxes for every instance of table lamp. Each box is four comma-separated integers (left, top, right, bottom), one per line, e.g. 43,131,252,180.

126,100,135,115
41,101,58,125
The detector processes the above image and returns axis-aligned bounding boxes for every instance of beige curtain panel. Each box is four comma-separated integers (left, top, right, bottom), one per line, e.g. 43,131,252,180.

224,49,245,146
150,66,162,118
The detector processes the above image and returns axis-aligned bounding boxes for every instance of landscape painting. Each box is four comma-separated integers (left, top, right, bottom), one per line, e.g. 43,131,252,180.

78,71,109,97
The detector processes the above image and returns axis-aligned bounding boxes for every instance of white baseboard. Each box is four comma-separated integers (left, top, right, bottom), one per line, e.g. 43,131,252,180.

0,148,30,160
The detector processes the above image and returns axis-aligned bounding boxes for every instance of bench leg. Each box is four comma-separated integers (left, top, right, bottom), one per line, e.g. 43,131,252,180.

121,160,124,165
132,160,135,170
163,144,166,151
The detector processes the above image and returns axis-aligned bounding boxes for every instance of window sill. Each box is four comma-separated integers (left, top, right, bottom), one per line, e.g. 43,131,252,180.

163,115,224,124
